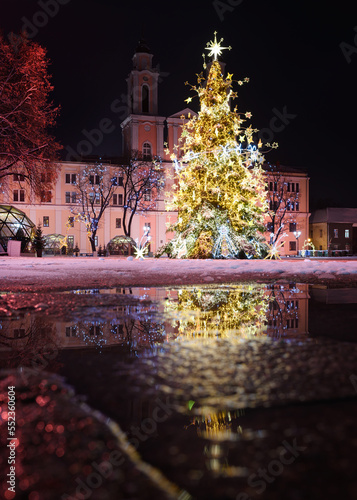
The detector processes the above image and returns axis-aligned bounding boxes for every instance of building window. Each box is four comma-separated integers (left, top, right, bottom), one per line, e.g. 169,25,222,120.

143,188,151,201
142,84,149,113
267,222,274,232
345,229,350,238
289,241,297,251
289,222,296,232
13,174,25,182
43,216,49,227
65,192,76,204
89,192,100,204
112,176,123,187
94,236,98,247
89,175,101,185
295,202,299,211
41,172,52,183
143,142,152,160
65,173,77,184
66,326,77,337
333,229,338,238
13,189,25,202
40,190,52,203
116,218,121,229
320,229,323,238
68,217,74,228
113,194,123,206
89,324,102,336
67,235,74,248
296,183,300,193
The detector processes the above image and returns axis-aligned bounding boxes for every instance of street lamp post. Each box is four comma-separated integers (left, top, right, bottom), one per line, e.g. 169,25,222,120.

293,231,301,257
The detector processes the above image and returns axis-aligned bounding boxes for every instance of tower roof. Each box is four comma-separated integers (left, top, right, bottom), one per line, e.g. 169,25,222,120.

135,39,152,54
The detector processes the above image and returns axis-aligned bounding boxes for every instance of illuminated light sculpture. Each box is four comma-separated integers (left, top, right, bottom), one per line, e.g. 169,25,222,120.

300,238,315,258
212,225,238,259
134,224,151,259
158,34,270,260
264,232,287,260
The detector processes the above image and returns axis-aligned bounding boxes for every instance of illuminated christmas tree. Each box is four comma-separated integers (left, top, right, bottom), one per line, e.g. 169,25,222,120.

162,33,272,259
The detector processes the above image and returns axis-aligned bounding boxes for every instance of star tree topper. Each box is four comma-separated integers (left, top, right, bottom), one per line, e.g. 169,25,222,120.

205,31,232,61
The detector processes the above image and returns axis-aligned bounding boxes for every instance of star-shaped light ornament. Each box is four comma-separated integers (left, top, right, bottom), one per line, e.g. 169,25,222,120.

134,244,149,259
205,32,231,61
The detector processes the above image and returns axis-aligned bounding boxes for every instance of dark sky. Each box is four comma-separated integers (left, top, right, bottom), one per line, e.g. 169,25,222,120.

2,0,357,208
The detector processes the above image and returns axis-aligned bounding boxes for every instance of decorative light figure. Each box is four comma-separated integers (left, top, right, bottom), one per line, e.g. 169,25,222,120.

134,224,151,259
212,225,238,259
264,232,287,260
205,32,232,61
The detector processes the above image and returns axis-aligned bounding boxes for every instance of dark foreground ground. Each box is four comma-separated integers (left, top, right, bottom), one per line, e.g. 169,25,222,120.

0,257,357,499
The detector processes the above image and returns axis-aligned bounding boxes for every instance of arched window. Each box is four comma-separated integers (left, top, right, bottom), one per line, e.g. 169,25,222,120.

142,84,149,113
143,142,152,160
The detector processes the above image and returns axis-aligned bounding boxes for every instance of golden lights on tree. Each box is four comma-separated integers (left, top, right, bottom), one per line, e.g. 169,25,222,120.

165,284,269,339
160,34,274,259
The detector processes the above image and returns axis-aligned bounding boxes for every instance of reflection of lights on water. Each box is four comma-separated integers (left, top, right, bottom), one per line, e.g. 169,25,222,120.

4,283,306,356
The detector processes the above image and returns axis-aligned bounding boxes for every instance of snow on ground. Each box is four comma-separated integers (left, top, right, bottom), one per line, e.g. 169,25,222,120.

0,256,357,292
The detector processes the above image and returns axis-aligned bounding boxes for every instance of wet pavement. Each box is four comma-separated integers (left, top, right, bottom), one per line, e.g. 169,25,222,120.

0,283,357,499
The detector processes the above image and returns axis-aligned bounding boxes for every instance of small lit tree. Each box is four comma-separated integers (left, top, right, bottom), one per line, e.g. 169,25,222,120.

71,163,121,252
32,224,46,257
120,152,164,238
265,163,300,249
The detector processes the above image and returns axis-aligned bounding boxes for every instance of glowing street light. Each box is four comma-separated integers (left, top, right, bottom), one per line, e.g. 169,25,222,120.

293,230,301,257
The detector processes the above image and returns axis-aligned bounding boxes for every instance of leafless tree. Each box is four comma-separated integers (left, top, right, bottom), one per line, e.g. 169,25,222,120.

264,164,300,247
120,151,164,237
71,162,122,252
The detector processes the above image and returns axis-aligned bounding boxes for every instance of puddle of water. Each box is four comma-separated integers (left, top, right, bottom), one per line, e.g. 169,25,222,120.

1,282,357,499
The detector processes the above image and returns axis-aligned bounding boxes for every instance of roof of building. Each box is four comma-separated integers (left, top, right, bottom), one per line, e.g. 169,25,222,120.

262,163,309,175
310,207,357,224
167,108,197,119
135,39,152,54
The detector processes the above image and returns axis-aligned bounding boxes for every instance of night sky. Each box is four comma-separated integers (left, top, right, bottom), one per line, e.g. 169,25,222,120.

2,0,357,209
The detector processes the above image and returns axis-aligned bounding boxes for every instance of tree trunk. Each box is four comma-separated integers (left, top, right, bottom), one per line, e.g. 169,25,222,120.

89,233,96,252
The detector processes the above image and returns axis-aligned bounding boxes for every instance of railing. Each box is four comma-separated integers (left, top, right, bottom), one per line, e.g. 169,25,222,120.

298,249,352,257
